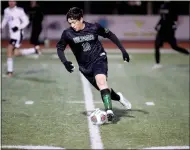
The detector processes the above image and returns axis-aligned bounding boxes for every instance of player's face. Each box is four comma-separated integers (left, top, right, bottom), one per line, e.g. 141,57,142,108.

8,1,16,8
68,18,84,31
31,1,37,7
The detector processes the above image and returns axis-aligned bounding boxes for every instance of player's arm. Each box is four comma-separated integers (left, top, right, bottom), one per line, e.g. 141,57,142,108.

1,9,8,29
155,19,162,31
171,3,178,30
96,23,130,62
56,31,75,73
19,8,29,30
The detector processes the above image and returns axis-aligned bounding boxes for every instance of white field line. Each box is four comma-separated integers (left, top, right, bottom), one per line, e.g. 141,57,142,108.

145,102,155,106
25,101,34,105
1,145,65,149
80,72,104,149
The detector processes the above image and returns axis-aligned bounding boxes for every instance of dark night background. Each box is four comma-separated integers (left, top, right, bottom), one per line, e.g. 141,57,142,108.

1,1,190,15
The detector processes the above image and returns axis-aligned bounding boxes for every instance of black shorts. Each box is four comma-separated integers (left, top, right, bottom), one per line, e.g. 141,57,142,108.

9,30,23,48
155,30,176,47
80,56,108,90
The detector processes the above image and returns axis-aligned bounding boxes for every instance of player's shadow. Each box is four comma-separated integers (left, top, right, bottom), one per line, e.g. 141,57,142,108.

14,76,55,83
11,69,56,83
112,108,149,124
24,68,47,74
162,64,189,71
81,108,149,124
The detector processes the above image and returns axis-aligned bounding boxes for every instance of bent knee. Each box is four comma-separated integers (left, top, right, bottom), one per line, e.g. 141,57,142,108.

14,49,21,56
95,74,108,89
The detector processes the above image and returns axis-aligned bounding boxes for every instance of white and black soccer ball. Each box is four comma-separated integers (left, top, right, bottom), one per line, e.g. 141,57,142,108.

90,108,107,125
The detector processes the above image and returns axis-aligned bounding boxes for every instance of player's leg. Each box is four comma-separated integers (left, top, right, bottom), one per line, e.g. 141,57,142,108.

92,57,114,121
80,71,122,102
168,32,189,55
14,47,40,56
153,32,164,69
6,41,15,77
80,71,100,91
14,31,41,56
30,26,43,53
94,73,114,122
94,57,132,110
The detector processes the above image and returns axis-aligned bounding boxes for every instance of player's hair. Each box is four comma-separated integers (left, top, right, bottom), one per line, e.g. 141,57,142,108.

66,7,83,21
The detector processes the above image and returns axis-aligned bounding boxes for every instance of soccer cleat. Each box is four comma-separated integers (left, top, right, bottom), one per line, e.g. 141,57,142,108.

7,72,13,78
106,110,115,122
117,92,132,110
152,64,162,70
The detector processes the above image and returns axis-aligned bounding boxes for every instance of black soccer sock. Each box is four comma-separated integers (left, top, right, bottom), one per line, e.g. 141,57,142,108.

100,88,112,111
155,47,160,64
110,88,120,101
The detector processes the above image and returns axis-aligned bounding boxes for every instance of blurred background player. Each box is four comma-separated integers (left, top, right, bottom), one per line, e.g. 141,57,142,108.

57,7,132,122
28,1,48,49
153,1,189,69
1,0,41,77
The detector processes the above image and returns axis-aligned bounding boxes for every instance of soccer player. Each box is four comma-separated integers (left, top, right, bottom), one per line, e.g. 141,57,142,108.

56,7,132,122
1,1,41,77
153,1,189,69
28,1,47,48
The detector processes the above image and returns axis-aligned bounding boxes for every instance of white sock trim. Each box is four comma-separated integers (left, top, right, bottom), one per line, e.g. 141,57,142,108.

7,57,13,72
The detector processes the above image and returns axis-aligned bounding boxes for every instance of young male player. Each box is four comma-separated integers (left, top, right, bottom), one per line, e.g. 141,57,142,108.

1,1,41,77
153,1,189,69
56,7,132,122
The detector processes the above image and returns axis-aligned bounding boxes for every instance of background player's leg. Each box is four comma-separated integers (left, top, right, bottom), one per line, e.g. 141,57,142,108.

14,48,37,56
29,27,42,55
14,40,41,56
6,44,14,77
153,32,164,69
31,26,44,47
168,35,189,55
155,33,163,64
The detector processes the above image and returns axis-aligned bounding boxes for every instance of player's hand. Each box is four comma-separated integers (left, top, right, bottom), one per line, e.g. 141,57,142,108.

12,26,18,32
172,22,177,30
63,61,75,73
27,23,31,29
122,52,130,62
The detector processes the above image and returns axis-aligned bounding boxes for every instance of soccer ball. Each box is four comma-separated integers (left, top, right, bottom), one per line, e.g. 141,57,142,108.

90,108,107,125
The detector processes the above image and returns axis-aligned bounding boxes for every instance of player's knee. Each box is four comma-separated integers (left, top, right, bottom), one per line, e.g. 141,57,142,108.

155,42,160,49
97,78,106,86
95,74,107,89
14,48,21,56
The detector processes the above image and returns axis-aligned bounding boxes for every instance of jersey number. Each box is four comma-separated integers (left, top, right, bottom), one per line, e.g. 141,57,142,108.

82,42,91,52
